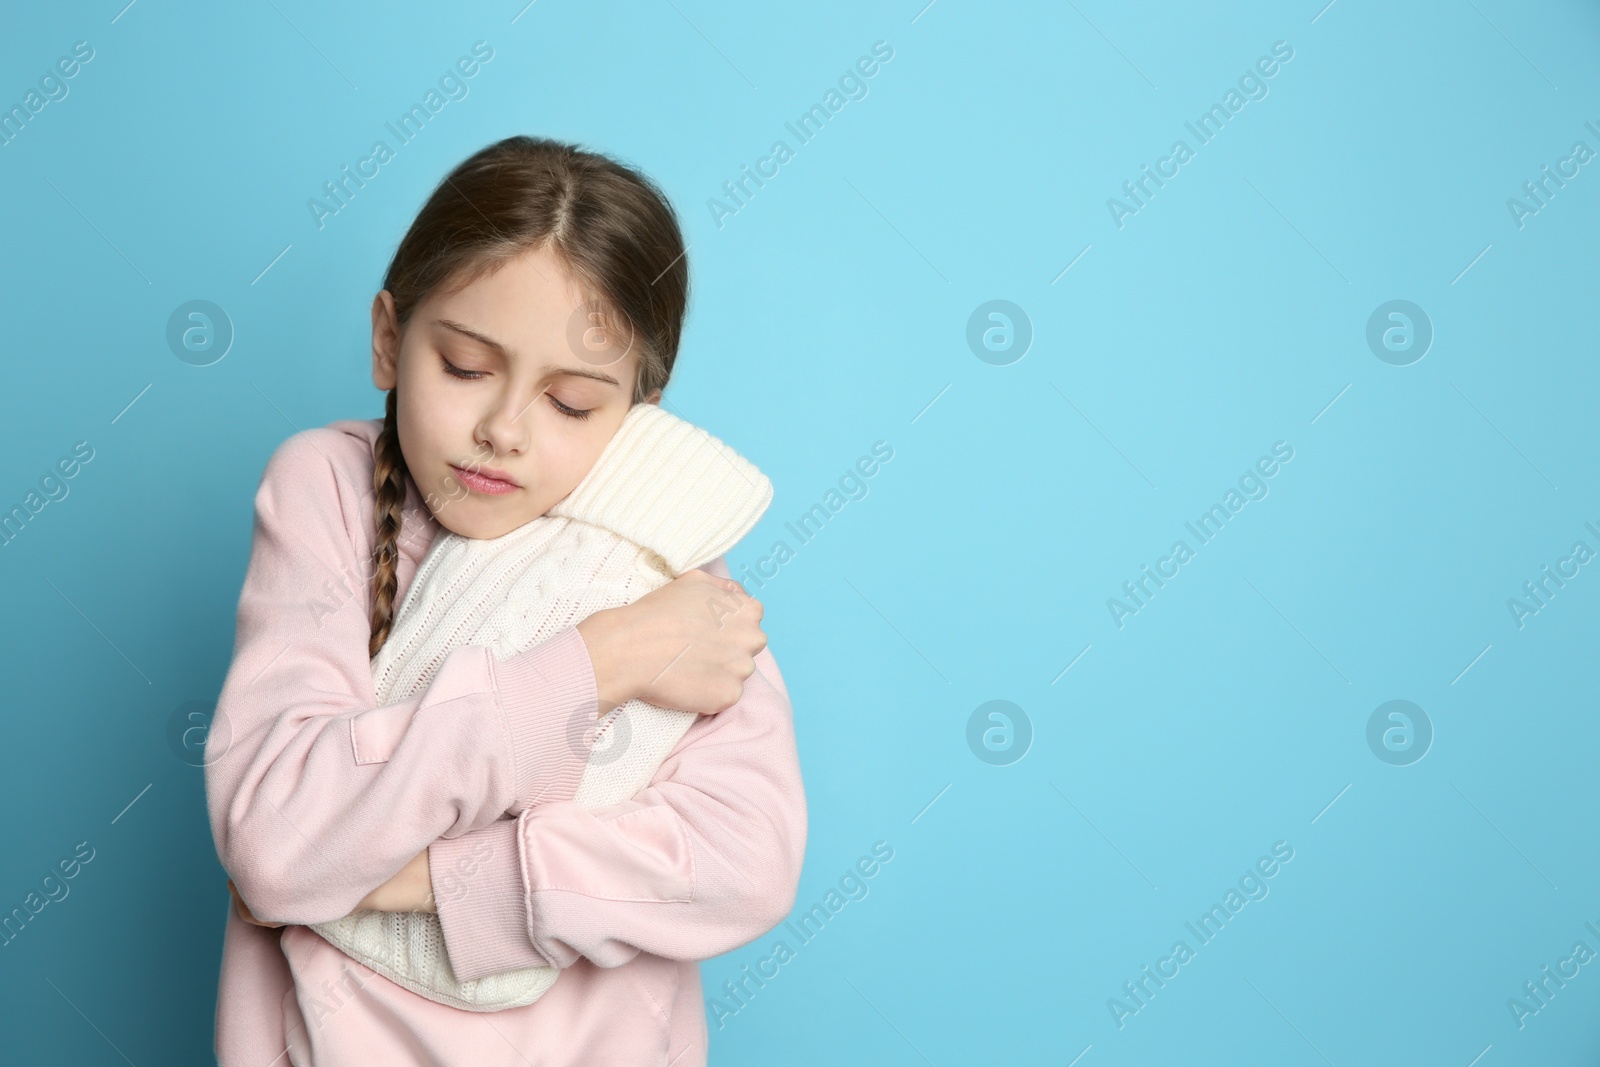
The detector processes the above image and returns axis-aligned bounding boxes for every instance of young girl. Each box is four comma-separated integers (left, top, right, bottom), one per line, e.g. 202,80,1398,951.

205,136,807,1067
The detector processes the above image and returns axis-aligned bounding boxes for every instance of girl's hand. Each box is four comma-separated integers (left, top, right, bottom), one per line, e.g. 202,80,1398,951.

577,569,766,718
353,847,437,914
227,878,285,929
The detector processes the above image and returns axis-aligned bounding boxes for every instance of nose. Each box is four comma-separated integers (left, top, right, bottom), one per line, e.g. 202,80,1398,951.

474,383,544,460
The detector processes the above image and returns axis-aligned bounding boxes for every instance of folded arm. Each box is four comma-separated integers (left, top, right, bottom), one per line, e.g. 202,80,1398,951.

206,429,598,926
431,579,807,980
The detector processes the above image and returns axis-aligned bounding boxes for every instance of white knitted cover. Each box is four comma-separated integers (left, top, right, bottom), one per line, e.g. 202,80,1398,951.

306,402,773,1011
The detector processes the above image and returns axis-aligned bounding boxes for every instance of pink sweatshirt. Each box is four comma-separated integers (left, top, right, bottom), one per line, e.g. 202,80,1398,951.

205,417,807,1067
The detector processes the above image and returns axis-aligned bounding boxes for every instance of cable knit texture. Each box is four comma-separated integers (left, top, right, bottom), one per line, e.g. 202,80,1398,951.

306,402,772,1011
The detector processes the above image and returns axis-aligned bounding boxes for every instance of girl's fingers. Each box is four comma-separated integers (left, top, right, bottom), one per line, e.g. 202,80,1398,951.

228,878,285,928
693,568,744,596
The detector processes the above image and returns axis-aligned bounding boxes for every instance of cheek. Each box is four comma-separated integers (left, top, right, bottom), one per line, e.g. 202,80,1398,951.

395,386,458,476
541,426,609,494
544,439,588,492
394,390,430,456
398,366,470,448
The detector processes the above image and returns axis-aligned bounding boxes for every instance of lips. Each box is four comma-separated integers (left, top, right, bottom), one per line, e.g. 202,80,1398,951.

450,464,519,495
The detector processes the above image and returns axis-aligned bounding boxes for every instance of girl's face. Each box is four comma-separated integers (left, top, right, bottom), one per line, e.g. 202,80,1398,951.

371,243,659,540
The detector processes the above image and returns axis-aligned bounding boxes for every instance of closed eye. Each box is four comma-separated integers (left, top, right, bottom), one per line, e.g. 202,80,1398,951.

441,354,593,420
550,396,593,421
439,354,484,380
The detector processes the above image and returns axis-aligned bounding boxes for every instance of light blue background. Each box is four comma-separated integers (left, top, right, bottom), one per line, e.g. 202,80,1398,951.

1,1,1598,1064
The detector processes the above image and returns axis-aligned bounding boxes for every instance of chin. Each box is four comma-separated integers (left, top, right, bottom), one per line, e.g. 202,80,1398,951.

437,512,505,540
436,503,541,542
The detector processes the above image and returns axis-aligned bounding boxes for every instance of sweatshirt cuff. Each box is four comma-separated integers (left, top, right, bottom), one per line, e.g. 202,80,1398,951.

490,626,600,811
430,819,553,982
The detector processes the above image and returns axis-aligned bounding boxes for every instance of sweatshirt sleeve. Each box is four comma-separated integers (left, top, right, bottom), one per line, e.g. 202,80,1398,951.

429,557,808,981
205,428,600,927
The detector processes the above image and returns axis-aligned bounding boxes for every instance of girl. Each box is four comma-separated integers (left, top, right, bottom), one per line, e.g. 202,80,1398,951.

205,135,807,1067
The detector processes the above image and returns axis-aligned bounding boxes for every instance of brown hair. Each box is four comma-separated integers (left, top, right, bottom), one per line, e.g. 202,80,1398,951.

367,135,689,657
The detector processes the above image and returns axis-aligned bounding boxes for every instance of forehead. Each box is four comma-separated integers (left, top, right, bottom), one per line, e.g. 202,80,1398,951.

440,245,590,319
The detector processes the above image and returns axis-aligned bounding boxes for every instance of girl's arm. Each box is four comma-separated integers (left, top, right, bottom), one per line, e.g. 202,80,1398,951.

427,558,808,981
206,427,600,926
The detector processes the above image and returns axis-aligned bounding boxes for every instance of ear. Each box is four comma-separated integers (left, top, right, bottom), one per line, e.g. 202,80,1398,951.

643,388,663,406
372,291,400,391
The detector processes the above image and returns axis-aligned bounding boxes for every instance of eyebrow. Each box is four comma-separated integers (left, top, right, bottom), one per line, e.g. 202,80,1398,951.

433,317,623,388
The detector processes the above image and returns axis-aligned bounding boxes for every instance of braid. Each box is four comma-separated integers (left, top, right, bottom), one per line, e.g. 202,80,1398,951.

368,389,407,658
